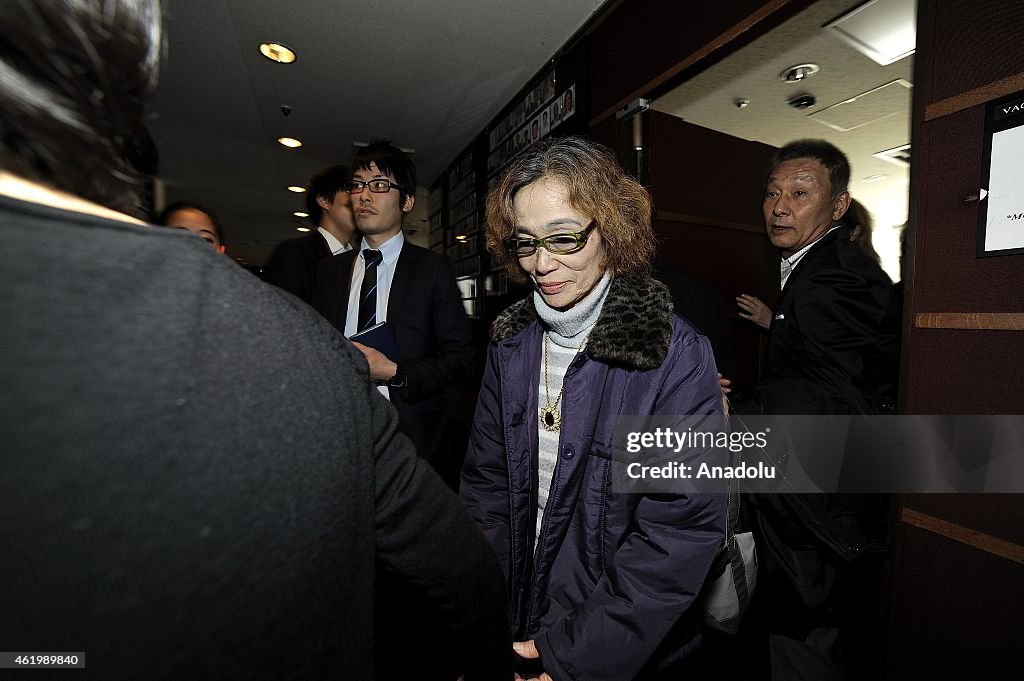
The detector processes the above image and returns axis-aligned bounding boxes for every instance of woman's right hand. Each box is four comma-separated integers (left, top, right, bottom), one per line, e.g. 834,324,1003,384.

718,373,731,416
513,640,552,681
736,294,772,330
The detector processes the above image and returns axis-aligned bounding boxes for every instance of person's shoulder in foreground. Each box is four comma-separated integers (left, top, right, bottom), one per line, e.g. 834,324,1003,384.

1,197,513,680
0,0,511,676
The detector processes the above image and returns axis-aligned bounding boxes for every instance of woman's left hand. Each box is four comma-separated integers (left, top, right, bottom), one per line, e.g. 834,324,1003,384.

513,640,553,681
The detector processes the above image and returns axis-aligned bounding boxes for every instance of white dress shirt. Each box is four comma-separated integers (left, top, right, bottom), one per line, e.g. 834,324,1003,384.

345,231,405,399
780,225,839,290
317,227,352,256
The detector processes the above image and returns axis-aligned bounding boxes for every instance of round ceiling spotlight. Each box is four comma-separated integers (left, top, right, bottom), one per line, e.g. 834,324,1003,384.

296,227,311,232
293,211,309,218
259,43,296,64
779,63,820,83
277,137,302,148
287,185,306,193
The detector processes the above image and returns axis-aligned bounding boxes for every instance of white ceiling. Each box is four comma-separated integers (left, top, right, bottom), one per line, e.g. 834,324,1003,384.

149,0,607,265
652,0,914,281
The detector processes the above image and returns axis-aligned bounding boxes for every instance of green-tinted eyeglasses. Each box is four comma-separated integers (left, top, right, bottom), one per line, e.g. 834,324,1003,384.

345,179,408,194
504,221,596,257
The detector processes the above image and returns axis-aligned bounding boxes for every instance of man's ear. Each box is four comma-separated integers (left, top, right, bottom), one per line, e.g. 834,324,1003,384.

218,245,226,254
316,195,331,210
832,191,851,221
402,194,415,213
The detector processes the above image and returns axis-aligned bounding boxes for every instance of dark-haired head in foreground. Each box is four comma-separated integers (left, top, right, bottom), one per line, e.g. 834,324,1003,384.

0,0,160,216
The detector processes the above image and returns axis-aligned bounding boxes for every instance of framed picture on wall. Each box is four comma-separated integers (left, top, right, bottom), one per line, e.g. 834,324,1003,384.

978,89,1024,257
562,85,575,119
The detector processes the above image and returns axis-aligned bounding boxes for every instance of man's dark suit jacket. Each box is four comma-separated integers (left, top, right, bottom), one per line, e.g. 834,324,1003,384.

752,225,899,416
264,231,333,305
313,240,474,473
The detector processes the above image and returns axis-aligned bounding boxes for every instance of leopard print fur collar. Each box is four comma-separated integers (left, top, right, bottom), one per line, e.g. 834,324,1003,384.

489,272,674,370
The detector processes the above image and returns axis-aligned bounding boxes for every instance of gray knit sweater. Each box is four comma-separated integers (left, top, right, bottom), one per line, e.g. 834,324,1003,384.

533,272,612,540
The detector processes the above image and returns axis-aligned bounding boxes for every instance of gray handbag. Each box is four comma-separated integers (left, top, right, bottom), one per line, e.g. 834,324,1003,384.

700,471,757,634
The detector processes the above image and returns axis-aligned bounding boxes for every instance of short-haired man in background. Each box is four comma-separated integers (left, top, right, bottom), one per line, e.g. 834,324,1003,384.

265,164,356,304
315,139,474,484
314,139,476,681
738,139,899,680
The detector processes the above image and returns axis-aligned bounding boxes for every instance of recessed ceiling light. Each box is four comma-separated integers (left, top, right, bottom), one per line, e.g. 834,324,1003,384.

293,211,309,218
277,137,302,148
259,43,296,64
287,185,306,193
779,64,819,83
296,227,311,232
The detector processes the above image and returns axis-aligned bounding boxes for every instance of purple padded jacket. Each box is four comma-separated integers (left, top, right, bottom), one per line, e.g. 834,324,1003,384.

461,273,727,681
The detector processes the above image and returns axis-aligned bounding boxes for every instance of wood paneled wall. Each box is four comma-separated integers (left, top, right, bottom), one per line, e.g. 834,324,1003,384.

889,0,1024,677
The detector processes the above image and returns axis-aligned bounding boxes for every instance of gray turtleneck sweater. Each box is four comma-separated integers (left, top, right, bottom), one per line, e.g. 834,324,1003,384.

533,271,612,541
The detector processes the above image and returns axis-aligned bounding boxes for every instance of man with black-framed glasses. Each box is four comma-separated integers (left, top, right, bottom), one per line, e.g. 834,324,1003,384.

314,139,473,485
314,138,476,681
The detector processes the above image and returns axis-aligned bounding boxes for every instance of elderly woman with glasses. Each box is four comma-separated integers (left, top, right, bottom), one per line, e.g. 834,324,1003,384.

461,136,726,681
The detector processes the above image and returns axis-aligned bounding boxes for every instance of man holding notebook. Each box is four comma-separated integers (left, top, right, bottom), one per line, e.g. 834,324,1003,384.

314,139,473,479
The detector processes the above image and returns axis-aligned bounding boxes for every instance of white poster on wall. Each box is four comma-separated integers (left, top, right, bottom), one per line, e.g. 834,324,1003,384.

980,92,1024,256
984,124,1024,252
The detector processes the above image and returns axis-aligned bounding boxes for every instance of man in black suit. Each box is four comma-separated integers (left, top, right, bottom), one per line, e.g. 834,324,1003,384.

749,140,899,414
265,165,356,304
738,140,899,680
314,140,473,480
314,139,476,681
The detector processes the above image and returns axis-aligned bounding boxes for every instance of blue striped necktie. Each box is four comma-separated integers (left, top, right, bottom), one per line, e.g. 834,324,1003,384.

357,249,383,331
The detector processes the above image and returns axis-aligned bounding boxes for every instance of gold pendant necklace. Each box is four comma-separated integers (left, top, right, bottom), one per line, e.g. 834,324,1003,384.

539,332,589,432
540,333,563,432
